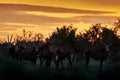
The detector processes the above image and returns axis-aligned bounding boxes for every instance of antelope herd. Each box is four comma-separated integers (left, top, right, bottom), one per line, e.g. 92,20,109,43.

8,41,110,71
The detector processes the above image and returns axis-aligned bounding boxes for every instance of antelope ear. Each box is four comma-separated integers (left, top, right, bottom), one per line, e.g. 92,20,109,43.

12,42,14,44
12,42,16,45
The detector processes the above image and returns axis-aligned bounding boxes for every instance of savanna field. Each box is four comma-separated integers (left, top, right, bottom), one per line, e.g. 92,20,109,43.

0,21,120,80
0,57,120,80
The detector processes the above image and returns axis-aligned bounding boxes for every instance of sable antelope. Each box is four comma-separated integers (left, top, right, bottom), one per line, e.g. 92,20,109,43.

8,42,19,61
9,43,16,60
85,44,110,71
38,43,52,68
18,46,39,65
54,49,73,70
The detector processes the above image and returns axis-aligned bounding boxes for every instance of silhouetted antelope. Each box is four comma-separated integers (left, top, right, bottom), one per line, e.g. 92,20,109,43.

18,46,39,65
54,50,73,70
38,43,52,68
85,44,110,71
9,43,16,60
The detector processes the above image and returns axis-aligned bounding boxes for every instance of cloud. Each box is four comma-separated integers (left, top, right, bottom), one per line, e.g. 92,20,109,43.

75,15,116,24
0,10,81,25
79,0,120,6
0,11,116,28
0,4,116,14
0,3,118,25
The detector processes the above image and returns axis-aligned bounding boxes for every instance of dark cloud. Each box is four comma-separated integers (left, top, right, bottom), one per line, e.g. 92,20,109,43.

0,10,81,24
0,4,116,14
80,0,120,6
0,3,117,29
0,9,116,27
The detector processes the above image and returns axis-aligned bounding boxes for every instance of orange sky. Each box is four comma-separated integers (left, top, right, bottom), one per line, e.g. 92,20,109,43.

0,0,120,41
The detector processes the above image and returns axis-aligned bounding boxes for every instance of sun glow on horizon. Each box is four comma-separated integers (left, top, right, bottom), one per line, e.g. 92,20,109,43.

0,21,116,42
0,0,120,42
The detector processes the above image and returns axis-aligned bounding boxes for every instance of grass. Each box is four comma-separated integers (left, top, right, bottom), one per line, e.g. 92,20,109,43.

0,58,120,80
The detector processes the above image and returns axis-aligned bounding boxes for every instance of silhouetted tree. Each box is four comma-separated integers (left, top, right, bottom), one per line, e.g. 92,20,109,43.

76,23,119,60
49,25,77,52
81,24,103,50
108,19,120,62
114,18,120,28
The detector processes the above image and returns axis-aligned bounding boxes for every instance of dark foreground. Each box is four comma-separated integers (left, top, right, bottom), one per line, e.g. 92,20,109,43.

0,58,120,80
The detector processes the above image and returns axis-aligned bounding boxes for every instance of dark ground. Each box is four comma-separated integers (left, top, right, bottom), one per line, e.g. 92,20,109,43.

0,58,120,80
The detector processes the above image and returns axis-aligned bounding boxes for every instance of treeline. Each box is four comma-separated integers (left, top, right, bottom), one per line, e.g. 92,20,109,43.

48,23,120,61
0,19,120,62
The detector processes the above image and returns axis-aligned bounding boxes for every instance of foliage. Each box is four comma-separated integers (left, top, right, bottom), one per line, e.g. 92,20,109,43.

77,24,119,50
49,25,77,52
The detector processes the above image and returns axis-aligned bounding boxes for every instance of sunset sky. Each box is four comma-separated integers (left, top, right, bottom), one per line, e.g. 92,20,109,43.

0,0,120,41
